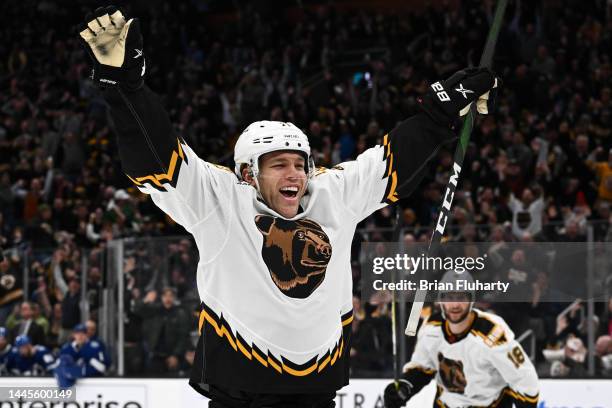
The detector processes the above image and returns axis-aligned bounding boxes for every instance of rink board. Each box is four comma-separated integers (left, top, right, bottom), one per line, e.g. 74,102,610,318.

0,377,610,407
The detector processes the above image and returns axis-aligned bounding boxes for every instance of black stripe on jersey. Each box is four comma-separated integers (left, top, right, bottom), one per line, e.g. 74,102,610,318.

316,350,331,373
251,342,269,368
235,331,253,360
267,351,283,374
380,113,458,205
341,310,354,326
197,302,349,378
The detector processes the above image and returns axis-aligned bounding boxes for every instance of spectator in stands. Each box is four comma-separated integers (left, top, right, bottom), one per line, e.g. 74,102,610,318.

509,186,544,239
5,334,56,376
9,301,45,346
31,302,49,337
59,277,81,344
350,291,393,376
47,303,62,350
0,326,10,375
587,148,612,203
124,284,145,375
85,319,101,343
133,287,189,375
0,254,23,325
595,335,612,376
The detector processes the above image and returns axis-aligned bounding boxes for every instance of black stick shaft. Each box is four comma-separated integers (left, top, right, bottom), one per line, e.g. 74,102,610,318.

405,0,508,336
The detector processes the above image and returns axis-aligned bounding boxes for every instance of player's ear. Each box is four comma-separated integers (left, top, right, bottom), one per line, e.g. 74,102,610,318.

242,166,255,186
255,215,275,235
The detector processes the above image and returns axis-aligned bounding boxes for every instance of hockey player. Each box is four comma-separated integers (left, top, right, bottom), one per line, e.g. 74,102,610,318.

55,323,110,388
384,271,539,407
0,327,10,375
78,7,498,407
5,334,56,376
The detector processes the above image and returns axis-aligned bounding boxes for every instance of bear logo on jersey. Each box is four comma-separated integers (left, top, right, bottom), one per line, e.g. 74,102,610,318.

255,215,332,299
438,352,467,393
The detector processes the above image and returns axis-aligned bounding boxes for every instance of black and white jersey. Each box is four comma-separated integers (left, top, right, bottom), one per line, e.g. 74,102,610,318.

404,309,539,407
102,84,458,394
135,141,389,392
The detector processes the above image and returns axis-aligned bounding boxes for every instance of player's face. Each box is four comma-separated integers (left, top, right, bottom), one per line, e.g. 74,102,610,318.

73,332,88,346
256,151,307,218
441,293,472,324
19,344,32,357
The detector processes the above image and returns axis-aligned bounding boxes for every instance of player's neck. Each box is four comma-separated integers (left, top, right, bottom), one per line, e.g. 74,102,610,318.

448,311,475,335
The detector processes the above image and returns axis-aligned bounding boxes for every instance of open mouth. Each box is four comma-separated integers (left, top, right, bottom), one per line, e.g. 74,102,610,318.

280,186,299,199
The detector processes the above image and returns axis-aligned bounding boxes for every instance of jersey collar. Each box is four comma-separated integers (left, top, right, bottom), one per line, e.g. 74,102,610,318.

442,311,476,344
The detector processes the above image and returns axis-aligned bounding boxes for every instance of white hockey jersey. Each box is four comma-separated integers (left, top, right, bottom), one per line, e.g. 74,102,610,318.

404,309,539,407
104,83,458,394
133,140,391,392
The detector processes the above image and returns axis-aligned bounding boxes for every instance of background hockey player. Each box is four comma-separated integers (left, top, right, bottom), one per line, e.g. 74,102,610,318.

384,271,539,408
77,6,498,407
5,334,56,376
55,323,110,388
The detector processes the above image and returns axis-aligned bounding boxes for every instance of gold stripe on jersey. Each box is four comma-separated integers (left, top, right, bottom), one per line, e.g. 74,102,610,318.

281,355,319,377
252,347,268,367
317,353,331,373
126,139,187,191
382,134,399,203
267,353,283,374
236,332,252,360
198,303,352,377
504,388,539,403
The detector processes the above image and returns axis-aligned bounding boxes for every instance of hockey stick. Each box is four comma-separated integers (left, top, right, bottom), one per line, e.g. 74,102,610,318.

391,209,402,384
404,0,508,336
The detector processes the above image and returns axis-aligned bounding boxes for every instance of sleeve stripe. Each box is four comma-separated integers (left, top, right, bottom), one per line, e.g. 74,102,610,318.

89,358,107,373
505,388,539,403
127,139,186,190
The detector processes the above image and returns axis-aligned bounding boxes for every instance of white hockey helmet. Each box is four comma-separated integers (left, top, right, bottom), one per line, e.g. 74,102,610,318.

438,270,475,320
234,120,314,180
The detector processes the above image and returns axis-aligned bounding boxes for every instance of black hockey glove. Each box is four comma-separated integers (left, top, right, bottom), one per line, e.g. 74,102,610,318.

384,379,414,408
78,6,145,89
419,68,500,128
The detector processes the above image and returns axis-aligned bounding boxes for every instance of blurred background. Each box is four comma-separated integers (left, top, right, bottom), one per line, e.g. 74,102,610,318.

0,0,611,381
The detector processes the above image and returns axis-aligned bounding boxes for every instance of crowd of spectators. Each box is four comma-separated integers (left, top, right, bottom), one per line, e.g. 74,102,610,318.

0,0,611,378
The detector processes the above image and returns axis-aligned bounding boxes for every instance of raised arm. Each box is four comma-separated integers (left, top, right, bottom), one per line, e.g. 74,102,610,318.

326,68,499,221
78,7,237,234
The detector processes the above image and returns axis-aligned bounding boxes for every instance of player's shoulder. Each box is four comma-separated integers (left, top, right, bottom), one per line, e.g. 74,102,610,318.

33,345,50,355
310,166,345,182
470,309,514,347
88,340,101,349
59,342,76,354
419,312,445,337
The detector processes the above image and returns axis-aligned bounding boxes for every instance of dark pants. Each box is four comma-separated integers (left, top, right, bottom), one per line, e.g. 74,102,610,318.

208,384,336,408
